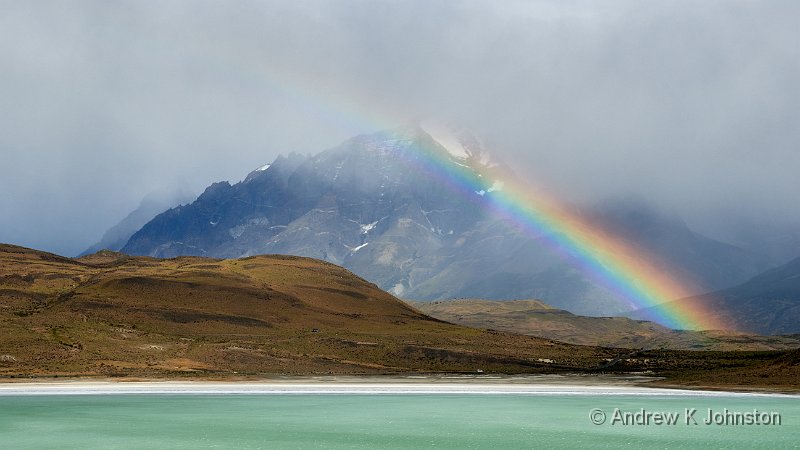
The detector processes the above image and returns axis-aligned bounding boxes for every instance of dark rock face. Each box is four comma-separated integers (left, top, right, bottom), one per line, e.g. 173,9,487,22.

121,126,768,318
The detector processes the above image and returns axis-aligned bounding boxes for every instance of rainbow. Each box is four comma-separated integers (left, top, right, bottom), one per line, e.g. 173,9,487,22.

191,41,725,330
393,131,726,331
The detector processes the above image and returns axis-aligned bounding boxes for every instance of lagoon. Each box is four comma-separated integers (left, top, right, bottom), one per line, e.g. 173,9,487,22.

0,383,797,449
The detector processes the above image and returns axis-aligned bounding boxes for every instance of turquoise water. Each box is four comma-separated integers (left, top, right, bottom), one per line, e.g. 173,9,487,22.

0,394,797,449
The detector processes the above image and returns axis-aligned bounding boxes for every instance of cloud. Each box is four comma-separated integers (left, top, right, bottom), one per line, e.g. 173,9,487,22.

1,0,799,255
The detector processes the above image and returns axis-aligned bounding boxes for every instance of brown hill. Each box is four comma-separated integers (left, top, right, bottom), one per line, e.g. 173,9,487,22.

414,299,800,351
3,244,798,390
0,244,630,378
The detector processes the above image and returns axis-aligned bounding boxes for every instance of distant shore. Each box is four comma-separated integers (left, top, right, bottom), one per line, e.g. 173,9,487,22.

0,374,794,397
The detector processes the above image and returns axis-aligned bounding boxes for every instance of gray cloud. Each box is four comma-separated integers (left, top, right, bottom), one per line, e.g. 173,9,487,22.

2,0,799,256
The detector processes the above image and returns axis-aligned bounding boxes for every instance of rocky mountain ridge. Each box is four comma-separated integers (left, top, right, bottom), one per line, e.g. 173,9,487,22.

118,125,771,320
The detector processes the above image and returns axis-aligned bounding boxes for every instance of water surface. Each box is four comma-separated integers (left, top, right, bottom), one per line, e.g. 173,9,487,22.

1,393,797,449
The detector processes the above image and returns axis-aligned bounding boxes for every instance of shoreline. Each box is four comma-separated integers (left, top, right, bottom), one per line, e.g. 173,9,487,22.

0,374,794,397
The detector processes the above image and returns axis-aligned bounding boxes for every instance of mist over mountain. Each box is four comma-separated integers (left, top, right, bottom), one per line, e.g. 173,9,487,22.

120,126,770,318
80,188,196,257
633,257,800,335
690,215,800,269
584,198,771,294
2,2,799,258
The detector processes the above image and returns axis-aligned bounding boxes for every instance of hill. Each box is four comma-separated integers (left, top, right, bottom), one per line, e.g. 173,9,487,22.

0,244,629,378
2,244,799,390
414,299,800,351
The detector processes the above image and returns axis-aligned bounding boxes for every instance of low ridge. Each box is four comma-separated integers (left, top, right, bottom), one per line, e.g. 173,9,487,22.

0,244,624,377
414,299,800,351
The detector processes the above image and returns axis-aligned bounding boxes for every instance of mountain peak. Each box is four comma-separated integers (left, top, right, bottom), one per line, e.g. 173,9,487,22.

416,121,499,170
118,126,766,325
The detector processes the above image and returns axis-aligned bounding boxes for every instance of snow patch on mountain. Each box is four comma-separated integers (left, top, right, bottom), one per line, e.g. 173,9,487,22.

421,122,470,159
360,221,379,234
419,122,500,170
390,283,406,296
487,181,504,193
229,217,270,239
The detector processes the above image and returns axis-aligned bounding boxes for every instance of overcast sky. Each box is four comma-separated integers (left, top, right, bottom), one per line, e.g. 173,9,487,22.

2,0,799,256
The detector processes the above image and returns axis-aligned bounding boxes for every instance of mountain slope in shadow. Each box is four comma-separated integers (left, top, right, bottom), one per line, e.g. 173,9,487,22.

632,257,800,335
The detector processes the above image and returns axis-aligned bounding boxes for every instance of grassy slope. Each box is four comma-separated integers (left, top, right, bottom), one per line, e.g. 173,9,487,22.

1,244,797,390
0,244,625,378
414,299,800,351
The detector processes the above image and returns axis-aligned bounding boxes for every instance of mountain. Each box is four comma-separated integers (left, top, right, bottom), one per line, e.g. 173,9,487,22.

80,188,196,256
697,215,800,268
585,198,771,295
414,299,800,351
120,125,767,320
633,257,800,335
0,244,630,377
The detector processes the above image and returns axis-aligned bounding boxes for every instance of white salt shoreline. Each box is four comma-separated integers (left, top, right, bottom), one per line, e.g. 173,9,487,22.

0,377,793,398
